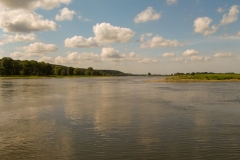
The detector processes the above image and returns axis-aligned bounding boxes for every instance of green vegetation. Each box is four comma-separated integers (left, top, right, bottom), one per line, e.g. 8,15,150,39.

166,73,240,81
145,72,240,82
0,57,128,77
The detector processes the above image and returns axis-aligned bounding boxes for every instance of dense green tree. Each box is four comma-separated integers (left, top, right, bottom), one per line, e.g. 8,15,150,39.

73,68,80,75
85,70,91,76
12,60,21,75
87,67,93,71
1,57,13,76
54,66,62,75
85,67,94,76
61,69,66,76
0,67,5,76
0,57,127,77
67,67,74,76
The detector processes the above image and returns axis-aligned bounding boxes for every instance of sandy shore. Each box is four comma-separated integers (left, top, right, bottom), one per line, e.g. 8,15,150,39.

145,78,240,83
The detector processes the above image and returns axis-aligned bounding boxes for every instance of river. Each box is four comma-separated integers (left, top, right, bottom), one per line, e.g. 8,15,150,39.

0,77,240,159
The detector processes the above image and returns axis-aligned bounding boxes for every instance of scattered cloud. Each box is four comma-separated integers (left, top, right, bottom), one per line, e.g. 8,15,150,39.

38,56,54,63
166,0,178,5
64,36,100,48
137,33,153,42
101,47,123,59
56,7,75,21
10,52,24,59
78,15,92,22
194,17,218,36
140,36,182,48
138,58,158,64
214,53,235,58
137,34,145,42
54,56,70,64
134,7,161,23
219,33,240,39
93,23,135,43
51,48,158,65
191,55,211,61
20,42,58,57
100,49,158,64
0,8,57,33
183,49,199,56
220,5,239,25
0,33,36,45
217,7,225,13
162,53,176,57
0,0,72,10
65,23,135,48
172,57,187,63
67,52,102,62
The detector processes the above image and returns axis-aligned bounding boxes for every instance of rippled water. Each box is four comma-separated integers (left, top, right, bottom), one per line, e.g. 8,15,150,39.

0,77,240,159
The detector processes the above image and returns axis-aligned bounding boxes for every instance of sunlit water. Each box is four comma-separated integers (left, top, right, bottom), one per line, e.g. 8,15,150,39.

0,77,240,160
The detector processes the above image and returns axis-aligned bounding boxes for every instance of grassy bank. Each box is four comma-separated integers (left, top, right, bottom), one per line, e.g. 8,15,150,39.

146,74,240,82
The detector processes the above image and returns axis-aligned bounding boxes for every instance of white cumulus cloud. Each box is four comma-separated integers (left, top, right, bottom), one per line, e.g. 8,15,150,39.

101,47,123,59
93,23,135,43
0,8,57,33
65,23,135,48
21,42,58,56
183,49,199,56
0,0,72,10
220,5,239,25
214,53,235,58
166,0,178,5
10,52,24,59
50,48,158,65
54,56,70,64
56,7,75,21
194,17,218,36
64,36,100,48
134,7,161,23
140,36,181,48
67,52,102,62
0,33,36,45
38,56,54,63
162,53,176,57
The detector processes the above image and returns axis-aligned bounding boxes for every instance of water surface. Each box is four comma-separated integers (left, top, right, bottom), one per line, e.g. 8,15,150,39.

0,77,240,159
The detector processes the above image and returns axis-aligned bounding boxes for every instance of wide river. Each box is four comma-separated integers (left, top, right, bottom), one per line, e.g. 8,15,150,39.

0,77,240,159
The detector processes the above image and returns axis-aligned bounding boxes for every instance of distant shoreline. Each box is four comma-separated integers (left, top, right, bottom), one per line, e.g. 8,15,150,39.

145,78,240,83
145,74,240,83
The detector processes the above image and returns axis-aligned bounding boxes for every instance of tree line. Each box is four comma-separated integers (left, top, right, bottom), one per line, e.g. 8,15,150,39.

0,57,127,76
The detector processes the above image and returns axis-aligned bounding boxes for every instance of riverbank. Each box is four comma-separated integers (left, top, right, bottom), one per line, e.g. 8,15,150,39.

145,74,240,82
0,75,113,79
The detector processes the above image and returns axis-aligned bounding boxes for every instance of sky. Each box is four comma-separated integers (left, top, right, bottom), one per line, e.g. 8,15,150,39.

0,0,240,74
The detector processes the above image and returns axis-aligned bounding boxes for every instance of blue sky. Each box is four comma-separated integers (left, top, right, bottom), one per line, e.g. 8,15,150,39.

0,0,240,74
